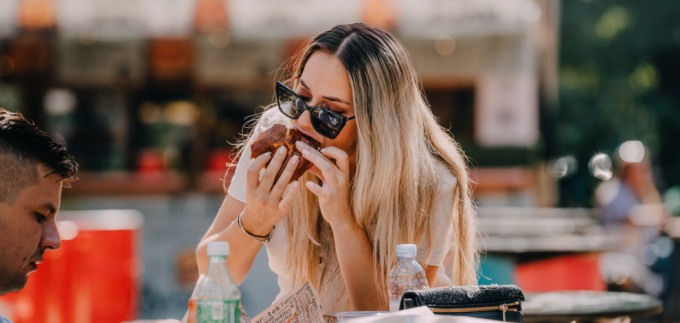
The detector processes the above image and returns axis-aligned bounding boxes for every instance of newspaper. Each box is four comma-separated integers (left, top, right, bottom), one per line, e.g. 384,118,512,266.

251,282,325,323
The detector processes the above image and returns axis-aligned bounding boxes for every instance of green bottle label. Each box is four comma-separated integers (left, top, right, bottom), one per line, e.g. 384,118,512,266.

197,299,241,323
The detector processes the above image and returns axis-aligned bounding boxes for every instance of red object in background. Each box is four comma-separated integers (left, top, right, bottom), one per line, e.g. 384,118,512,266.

137,149,165,173
515,253,606,292
207,149,233,172
0,210,142,323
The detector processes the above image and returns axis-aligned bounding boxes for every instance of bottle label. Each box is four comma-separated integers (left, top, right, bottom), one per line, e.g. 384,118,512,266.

197,299,241,323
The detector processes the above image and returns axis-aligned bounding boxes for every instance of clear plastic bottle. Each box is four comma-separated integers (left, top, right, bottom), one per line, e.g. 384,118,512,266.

387,244,428,312
196,242,242,323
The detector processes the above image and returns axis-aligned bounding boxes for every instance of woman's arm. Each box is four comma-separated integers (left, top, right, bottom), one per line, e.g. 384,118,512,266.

332,220,385,310
197,146,301,284
297,142,384,310
196,195,260,284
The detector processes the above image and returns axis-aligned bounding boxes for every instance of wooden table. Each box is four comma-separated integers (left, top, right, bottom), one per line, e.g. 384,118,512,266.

522,291,662,322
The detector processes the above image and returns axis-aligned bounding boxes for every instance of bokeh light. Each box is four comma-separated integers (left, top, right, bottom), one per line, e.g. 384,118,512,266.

594,6,631,39
547,155,578,178
588,153,613,180
57,220,79,241
434,36,456,56
618,140,645,163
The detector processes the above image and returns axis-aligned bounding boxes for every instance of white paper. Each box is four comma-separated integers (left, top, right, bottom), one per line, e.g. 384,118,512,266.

251,282,325,323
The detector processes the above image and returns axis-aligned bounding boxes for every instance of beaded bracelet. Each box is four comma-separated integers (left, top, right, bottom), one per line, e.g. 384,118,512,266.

237,214,275,244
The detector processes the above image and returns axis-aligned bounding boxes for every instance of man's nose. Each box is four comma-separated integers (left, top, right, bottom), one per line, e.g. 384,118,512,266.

42,220,62,251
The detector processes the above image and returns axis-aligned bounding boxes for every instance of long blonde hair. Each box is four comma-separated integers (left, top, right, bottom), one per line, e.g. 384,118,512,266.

241,23,477,306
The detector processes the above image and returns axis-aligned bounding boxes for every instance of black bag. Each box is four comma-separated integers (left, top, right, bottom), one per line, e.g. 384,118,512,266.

400,284,524,322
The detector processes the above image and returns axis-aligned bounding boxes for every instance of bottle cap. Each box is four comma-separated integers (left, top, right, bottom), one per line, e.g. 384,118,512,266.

207,241,230,256
396,244,417,257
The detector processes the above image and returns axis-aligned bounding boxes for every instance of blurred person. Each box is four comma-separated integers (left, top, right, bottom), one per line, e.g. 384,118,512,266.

594,149,673,299
195,23,477,315
0,109,78,309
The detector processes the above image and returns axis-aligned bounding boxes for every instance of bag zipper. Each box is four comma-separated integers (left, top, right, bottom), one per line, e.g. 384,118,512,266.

431,301,521,321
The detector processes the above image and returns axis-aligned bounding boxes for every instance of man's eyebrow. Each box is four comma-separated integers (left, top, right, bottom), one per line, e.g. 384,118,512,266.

299,79,352,105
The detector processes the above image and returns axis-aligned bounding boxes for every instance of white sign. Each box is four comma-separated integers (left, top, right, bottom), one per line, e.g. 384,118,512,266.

476,72,538,147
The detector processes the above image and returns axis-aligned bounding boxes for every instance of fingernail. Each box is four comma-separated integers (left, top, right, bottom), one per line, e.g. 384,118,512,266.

264,152,272,157
290,155,299,165
300,149,309,156
295,141,305,148
277,146,287,154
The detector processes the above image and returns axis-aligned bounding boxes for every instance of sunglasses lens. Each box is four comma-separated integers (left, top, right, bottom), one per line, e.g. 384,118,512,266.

276,83,349,139
311,108,344,139
277,86,303,119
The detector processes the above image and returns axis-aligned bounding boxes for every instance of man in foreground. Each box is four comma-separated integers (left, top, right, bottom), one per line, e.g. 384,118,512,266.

0,108,78,304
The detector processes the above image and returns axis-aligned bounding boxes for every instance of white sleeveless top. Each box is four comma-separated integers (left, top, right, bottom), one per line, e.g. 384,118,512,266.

227,109,457,315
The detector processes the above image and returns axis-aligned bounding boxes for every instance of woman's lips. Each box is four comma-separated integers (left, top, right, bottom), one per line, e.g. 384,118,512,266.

294,127,322,146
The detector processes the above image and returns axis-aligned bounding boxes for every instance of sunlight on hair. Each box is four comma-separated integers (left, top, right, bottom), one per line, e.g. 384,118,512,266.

618,140,645,163
589,153,613,180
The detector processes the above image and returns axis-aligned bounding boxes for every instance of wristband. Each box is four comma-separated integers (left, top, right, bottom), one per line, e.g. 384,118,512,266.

237,214,275,244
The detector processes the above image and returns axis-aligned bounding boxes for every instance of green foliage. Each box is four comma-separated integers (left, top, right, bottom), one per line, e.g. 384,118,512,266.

558,0,680,206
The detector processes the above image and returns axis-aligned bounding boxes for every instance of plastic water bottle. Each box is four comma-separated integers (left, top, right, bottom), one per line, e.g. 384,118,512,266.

196,242,242,323
387,244,428,312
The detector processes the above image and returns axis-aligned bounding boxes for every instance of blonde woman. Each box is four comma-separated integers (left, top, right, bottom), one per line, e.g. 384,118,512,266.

196,23,477,314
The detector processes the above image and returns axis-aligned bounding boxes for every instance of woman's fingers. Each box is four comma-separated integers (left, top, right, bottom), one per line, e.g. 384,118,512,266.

296,142,339,177
258,146,288,190
246,151,272,191
296,141,349,185
297,142,353,228
270,154,299,197
318,146,350,174
278,181,300,210
305,180,331,200
295,141,352,205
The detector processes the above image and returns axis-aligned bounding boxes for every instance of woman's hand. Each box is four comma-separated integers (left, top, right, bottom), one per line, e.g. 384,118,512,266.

242,146,301,235
296,141,353,228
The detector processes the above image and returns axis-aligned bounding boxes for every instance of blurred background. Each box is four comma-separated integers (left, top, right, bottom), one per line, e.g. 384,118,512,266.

0,0,679,322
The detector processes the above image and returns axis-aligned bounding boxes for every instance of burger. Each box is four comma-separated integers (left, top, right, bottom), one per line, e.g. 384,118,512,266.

250,124,321,182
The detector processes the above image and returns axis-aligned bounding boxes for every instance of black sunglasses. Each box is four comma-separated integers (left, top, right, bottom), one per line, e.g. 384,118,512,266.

275,82,355,139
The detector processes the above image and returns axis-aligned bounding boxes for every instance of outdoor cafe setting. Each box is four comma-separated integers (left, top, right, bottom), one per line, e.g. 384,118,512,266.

0,0,679,322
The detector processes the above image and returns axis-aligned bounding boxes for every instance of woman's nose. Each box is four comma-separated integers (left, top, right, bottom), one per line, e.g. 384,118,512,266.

296,109,315,132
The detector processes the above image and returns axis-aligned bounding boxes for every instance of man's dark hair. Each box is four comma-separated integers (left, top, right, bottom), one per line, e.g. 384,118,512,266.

0,108,78,202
